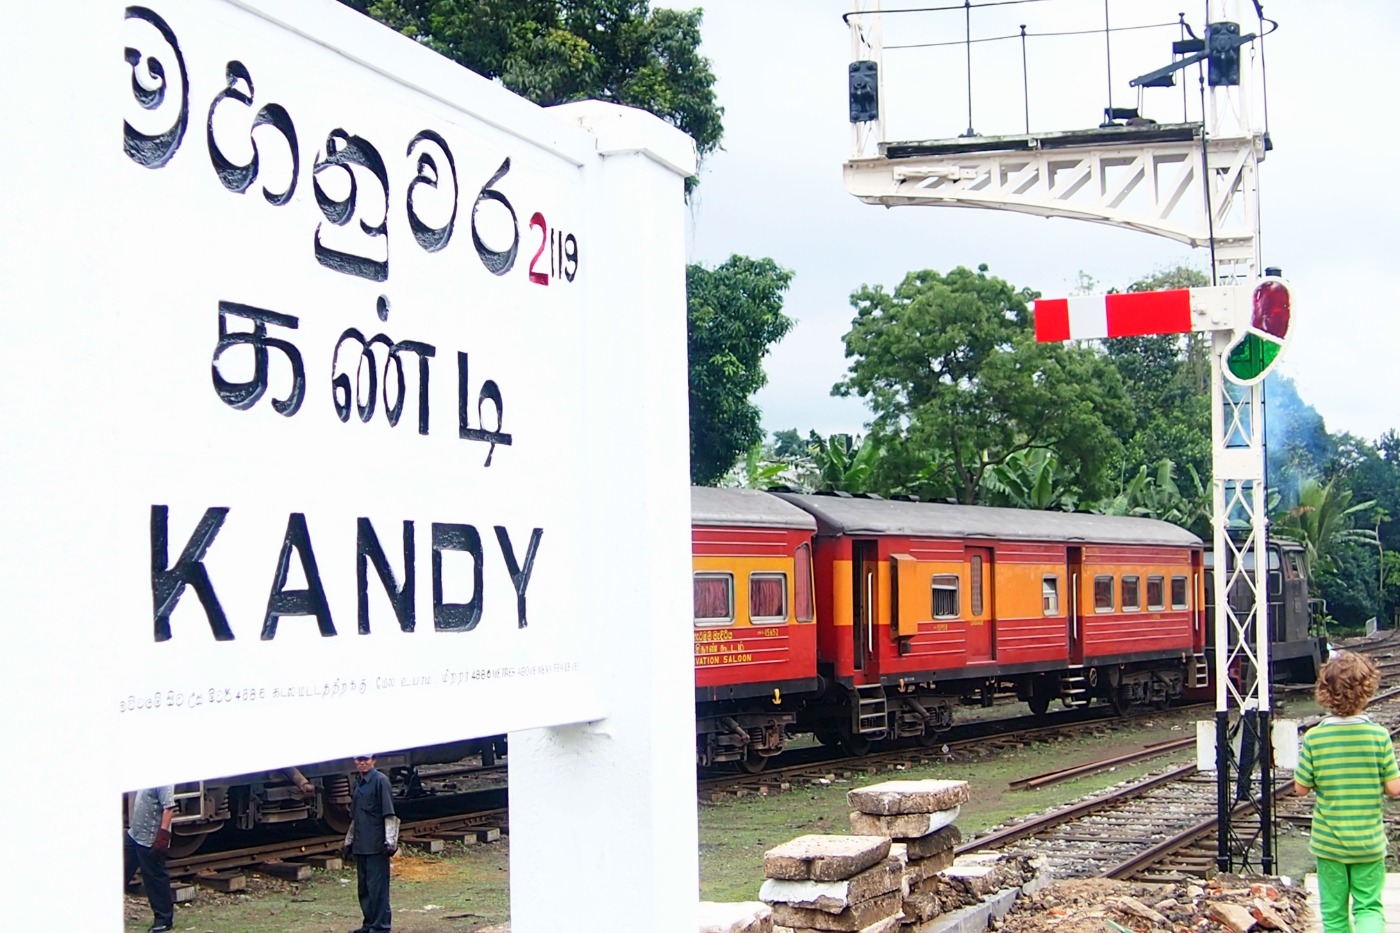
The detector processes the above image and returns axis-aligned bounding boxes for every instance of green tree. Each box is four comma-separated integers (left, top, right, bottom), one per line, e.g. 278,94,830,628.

687,256,795,486
771,428,806,460
834,265,1131,504
338,0,724,170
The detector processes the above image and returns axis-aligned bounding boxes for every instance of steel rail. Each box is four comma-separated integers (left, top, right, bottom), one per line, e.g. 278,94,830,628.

1008,737,1196,790
956,763,1199,856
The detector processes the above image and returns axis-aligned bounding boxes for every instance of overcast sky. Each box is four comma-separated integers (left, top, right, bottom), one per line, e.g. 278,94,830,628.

684,0,1400,445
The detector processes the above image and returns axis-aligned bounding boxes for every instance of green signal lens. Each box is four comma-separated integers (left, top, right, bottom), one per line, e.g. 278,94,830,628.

1227,332,1282,382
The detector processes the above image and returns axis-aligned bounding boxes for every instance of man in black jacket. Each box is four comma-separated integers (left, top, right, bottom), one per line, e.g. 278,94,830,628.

343,754,397,933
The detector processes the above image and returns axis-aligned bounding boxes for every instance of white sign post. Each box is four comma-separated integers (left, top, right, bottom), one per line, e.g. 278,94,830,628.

0,2,697,928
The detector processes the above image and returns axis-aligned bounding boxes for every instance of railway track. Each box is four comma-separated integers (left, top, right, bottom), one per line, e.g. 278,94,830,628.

163,802,511,887
959,677,1400,883
699,702,1214,800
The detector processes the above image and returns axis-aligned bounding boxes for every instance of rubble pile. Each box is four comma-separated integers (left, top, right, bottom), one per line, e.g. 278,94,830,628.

992,875,1311,933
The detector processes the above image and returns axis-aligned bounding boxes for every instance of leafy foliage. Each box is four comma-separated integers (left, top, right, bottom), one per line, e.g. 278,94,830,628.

1272,476,1377,576
1087,458,1210,537
834,265,1131,504
687,256,794,486
338,0,724,169
979,448,1078,512
809,433,881,494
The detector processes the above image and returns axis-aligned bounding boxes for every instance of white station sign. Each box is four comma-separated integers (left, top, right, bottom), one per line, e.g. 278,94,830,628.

101,1,608,787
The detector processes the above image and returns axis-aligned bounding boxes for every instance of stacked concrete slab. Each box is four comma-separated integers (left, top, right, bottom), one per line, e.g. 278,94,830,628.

698,900,774,933
847,780,968,929
759,834,907,933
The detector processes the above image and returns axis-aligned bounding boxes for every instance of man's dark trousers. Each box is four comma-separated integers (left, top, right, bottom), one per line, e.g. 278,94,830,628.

356,853,391,932
123,832,174,927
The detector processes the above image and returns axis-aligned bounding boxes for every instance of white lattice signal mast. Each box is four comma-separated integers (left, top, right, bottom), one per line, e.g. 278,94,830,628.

844,0,1290,872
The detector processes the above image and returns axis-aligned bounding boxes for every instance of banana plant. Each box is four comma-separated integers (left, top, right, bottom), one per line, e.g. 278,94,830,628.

1272,476,1378,576
979,448,1078,511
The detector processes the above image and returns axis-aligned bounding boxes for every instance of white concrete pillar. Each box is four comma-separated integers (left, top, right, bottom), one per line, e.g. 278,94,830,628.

505,101,698,933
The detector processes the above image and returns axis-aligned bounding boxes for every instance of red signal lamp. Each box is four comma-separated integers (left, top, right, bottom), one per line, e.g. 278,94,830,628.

1251,278,1290,339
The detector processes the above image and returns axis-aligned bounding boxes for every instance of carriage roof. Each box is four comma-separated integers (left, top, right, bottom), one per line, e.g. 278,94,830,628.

691,486,818,531
773,492,1201,548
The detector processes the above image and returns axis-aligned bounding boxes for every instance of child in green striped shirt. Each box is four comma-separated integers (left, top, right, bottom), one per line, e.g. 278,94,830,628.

1295,651,1400,933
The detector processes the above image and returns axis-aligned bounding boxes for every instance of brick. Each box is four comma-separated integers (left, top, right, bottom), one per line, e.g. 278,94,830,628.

848,807,959,840
764,835,892,882
698,900,774,933
939,863,999,897
781,915,903,933
847,780,969,816
903,850,956,886
770,892,903,932
760,857,905,913
902,891,942,924
902,825,960,860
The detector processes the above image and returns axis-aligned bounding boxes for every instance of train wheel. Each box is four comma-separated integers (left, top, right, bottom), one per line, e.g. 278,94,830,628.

916,728,941,748
840,732,872,758
1027,693,1051,717
815,730,841,748
321,802,352,835
739,749,768,774
1107,685,1131,717
165,831,212,859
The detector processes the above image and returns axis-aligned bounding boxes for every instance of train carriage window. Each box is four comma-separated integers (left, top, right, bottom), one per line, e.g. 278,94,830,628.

931,575,960,619
1147,576,1165,611
1122,576,1140,611
1042,576,1060,615
1171,575,1188,610
693,573,734,625
750,573,788,623
795,543,814,622
1286,552,1305,579
1094,575,1115,612
970,555,984,616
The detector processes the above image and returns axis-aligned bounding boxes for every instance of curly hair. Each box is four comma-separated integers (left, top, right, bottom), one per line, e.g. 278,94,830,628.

1315,651,1381,717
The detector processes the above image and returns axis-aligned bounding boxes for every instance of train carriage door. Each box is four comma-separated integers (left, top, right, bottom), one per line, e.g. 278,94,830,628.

852,540,879,679
1067,547,1084,665
965,547,994,662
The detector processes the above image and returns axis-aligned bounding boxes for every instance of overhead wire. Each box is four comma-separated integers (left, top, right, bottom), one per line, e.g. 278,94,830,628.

887,19,1179,51
842,0,1052,25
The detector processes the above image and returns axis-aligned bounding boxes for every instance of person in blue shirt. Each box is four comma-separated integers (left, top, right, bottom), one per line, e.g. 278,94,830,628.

342,754,398,933
123,786,176,933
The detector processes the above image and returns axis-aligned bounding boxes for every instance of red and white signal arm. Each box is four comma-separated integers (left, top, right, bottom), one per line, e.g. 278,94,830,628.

1033,278,1293,386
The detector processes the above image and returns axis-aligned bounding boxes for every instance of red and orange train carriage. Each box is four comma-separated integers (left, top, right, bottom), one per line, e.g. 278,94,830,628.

692,489,1209,766
690,487,821,770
